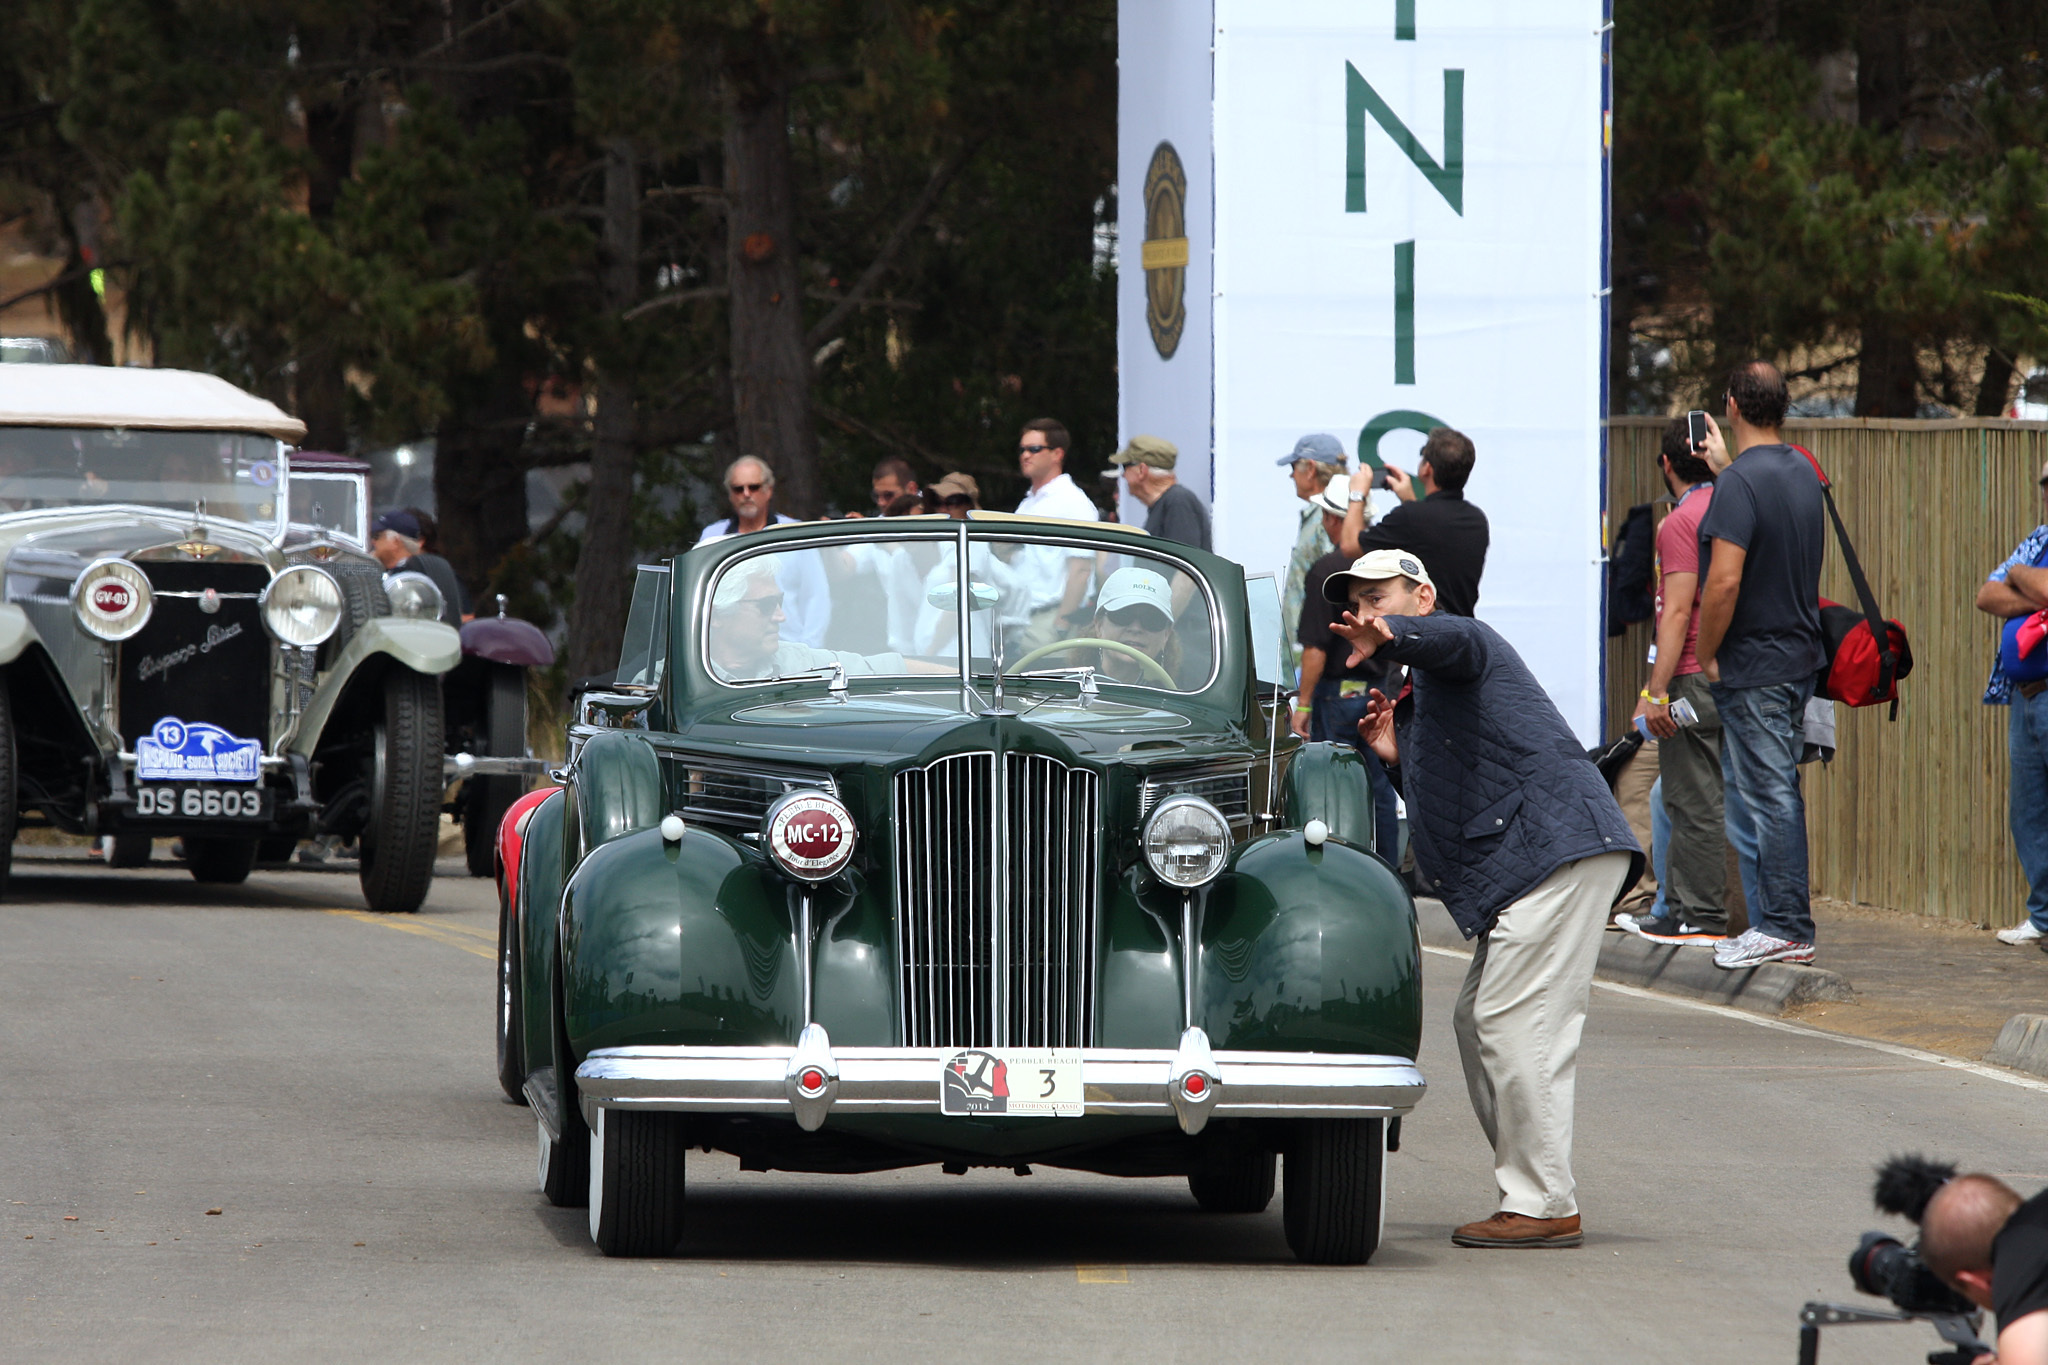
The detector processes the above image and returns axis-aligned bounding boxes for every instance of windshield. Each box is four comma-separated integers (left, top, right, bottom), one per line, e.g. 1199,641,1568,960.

0,427,284,527
703,531,1216,693
288,472,364,545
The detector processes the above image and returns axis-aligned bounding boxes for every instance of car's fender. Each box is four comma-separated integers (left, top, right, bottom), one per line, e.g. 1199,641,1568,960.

518,788,569,1117
292,617,462,756
496,785,559,912
1194,832,1422,1060
0,603,40,667
1281,740,1379,851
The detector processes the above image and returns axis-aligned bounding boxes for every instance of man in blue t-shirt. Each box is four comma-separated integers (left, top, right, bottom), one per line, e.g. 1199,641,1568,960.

1694,361,1826,969
1974,460,2048,951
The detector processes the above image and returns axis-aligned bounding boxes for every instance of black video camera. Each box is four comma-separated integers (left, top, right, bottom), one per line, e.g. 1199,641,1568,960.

1797,1155,1991,1365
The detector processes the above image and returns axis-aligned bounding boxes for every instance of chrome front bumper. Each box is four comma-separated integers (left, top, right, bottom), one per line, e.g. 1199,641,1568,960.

575,1025,1426,1137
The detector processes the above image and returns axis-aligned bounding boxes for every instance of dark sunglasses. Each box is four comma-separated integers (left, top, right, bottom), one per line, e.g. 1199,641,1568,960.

1018,444,1053,456
1104,605,1170,631
730,593,783,616
729,482,766,494
941,495,975,508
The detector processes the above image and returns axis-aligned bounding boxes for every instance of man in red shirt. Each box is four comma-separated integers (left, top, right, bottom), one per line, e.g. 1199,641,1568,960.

1627,418,1726,944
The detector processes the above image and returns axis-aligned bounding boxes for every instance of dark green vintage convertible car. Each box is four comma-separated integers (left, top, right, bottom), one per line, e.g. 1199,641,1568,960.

497,512,1425,1263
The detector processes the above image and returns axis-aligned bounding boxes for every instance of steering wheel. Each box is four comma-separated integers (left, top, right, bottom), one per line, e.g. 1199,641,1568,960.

1010,637,1176,688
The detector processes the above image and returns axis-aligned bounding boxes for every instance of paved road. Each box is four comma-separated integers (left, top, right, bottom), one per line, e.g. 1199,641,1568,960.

4,853,2044,1363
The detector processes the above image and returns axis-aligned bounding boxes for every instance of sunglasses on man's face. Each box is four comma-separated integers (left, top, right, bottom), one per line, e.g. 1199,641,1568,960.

941,495,975,509
730,482,765,494
1104,605,1170,632
731,593,783,616
1018,444,1052,456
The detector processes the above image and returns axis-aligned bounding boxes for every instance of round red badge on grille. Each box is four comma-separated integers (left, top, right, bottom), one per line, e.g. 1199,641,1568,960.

91,581,132,615
798,1067,826,1093
763,790,856,882
1183,1074,1207,1097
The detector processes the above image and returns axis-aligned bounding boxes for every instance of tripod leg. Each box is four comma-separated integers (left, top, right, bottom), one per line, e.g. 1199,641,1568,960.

1797,1323,1819,1365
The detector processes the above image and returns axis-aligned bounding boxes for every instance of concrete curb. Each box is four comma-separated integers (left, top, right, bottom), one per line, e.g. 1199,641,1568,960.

1414,899,1856,1017
1987,1014,2048,1078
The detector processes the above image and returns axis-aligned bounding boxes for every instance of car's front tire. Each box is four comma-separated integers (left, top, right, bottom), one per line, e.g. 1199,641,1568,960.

495,872,526,1104
185,837,258,884
359,670,444,914
1188,1149,1277,1213
1283,1118,1386,1264
589,1109,687,1257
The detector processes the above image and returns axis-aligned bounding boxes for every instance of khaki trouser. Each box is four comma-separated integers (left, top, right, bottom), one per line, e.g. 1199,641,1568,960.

1454,851,1633,1220
1609,743,1659,918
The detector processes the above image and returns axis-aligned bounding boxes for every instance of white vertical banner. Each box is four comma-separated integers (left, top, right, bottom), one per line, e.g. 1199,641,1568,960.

1123,0,1609,740
1116,0,1215,528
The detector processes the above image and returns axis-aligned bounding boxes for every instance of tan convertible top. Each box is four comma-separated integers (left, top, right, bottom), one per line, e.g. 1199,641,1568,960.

0,365,306,441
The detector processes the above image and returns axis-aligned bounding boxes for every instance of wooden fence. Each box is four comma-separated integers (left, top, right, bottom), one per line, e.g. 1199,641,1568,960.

1602,416,2048,926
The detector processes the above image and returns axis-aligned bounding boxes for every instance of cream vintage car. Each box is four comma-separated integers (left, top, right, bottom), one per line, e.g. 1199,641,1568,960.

0,365,458,910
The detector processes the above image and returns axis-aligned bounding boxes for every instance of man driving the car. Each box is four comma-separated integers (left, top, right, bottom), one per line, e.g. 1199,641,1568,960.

1085,567,1185,687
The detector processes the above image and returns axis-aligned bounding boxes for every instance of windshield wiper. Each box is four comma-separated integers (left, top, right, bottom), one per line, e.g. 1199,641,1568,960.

769,660,849,698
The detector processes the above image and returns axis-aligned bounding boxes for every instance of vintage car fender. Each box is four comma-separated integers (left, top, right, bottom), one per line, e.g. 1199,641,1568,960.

557,822,899,1061
0,602,39,666
1280,740,1379,851
518,788,570,1120
290,617,463,756
1194,831,1422,1060
460,615,554,667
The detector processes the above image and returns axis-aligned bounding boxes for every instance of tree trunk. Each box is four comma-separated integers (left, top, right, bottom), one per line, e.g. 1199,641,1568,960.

1975,348,2016,417
724,66,820,518
433,373,530,600
1854,324,1921,417
565,137,641,684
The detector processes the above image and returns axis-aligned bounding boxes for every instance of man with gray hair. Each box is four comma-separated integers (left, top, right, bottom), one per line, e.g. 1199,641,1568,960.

695,455,828,646
1280,434,1348,678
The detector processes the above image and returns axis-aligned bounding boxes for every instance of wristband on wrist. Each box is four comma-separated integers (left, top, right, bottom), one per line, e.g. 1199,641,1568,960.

1639,688,1668,705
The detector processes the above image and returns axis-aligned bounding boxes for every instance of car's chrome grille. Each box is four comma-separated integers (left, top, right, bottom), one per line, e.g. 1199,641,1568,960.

893,752,1099,1049
1139,763,1254,831
661,754,837,834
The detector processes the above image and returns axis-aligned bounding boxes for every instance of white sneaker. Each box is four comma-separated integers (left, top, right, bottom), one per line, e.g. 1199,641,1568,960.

1996,921,2046,946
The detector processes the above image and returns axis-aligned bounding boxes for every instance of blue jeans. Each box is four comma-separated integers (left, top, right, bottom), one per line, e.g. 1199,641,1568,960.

1311,679,1400,861
2008,693,2048,932
1710,678,1815,944
1651,774,1763,924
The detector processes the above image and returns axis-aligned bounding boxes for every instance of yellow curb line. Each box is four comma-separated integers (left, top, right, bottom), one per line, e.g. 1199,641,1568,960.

321,908,492,960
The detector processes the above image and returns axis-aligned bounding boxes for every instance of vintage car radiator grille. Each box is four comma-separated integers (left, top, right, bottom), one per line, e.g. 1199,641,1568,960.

892,752,1100,1050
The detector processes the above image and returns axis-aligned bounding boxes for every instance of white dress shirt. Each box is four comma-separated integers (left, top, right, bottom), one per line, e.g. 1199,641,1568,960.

1010,472,1099,613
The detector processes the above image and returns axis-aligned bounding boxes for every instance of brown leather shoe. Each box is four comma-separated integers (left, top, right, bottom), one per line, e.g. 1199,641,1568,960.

1451,1211,1583,1248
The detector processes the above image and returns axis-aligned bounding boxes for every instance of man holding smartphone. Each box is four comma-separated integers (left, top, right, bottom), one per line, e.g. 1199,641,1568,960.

1340,427,1490,618
1625,417,1728,946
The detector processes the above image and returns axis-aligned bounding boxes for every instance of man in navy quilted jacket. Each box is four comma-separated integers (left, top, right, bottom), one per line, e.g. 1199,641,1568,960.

1331,549,1641,1251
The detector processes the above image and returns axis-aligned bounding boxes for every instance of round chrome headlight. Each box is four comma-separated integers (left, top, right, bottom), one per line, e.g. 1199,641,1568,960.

70,559,153,642
383,570,445,622
1142,794,1231,889
763,789,857,883
260,565,343,647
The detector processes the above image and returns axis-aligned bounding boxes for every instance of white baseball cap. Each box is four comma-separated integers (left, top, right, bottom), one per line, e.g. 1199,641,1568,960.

1321,548,1434,603
1097,566,1175,621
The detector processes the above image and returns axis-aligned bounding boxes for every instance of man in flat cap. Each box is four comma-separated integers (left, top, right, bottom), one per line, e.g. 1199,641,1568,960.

1330,547,1640,1252
1111,435,1211,551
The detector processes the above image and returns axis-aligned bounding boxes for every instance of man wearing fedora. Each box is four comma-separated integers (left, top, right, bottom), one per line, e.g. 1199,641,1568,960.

1331,547,1639,1250
1111,434,1211,552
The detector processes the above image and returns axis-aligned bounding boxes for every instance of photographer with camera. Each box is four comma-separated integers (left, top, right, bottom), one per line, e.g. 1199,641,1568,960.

1921,1171,2048,1363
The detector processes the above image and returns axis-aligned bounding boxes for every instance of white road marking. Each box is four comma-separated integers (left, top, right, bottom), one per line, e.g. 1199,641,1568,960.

1418,943,2048,1095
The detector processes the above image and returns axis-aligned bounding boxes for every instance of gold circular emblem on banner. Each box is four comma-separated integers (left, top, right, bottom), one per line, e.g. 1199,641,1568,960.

1142,142,1188,359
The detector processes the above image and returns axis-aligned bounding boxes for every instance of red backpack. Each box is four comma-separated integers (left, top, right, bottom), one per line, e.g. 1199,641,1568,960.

1793,445,1912,717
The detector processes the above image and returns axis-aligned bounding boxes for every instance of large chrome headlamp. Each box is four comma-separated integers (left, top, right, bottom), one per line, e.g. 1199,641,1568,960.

260,565,343,647
70,559,153,642
1142,794,1230,889
383,570,445,623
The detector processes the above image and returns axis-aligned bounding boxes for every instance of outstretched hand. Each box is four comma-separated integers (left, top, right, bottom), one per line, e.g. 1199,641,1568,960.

1356,687,1399,764
1329,610,1395,668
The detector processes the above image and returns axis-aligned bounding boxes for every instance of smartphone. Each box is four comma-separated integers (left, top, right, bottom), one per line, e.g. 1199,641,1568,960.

1372,465,1397,490
1686,409,1709,452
